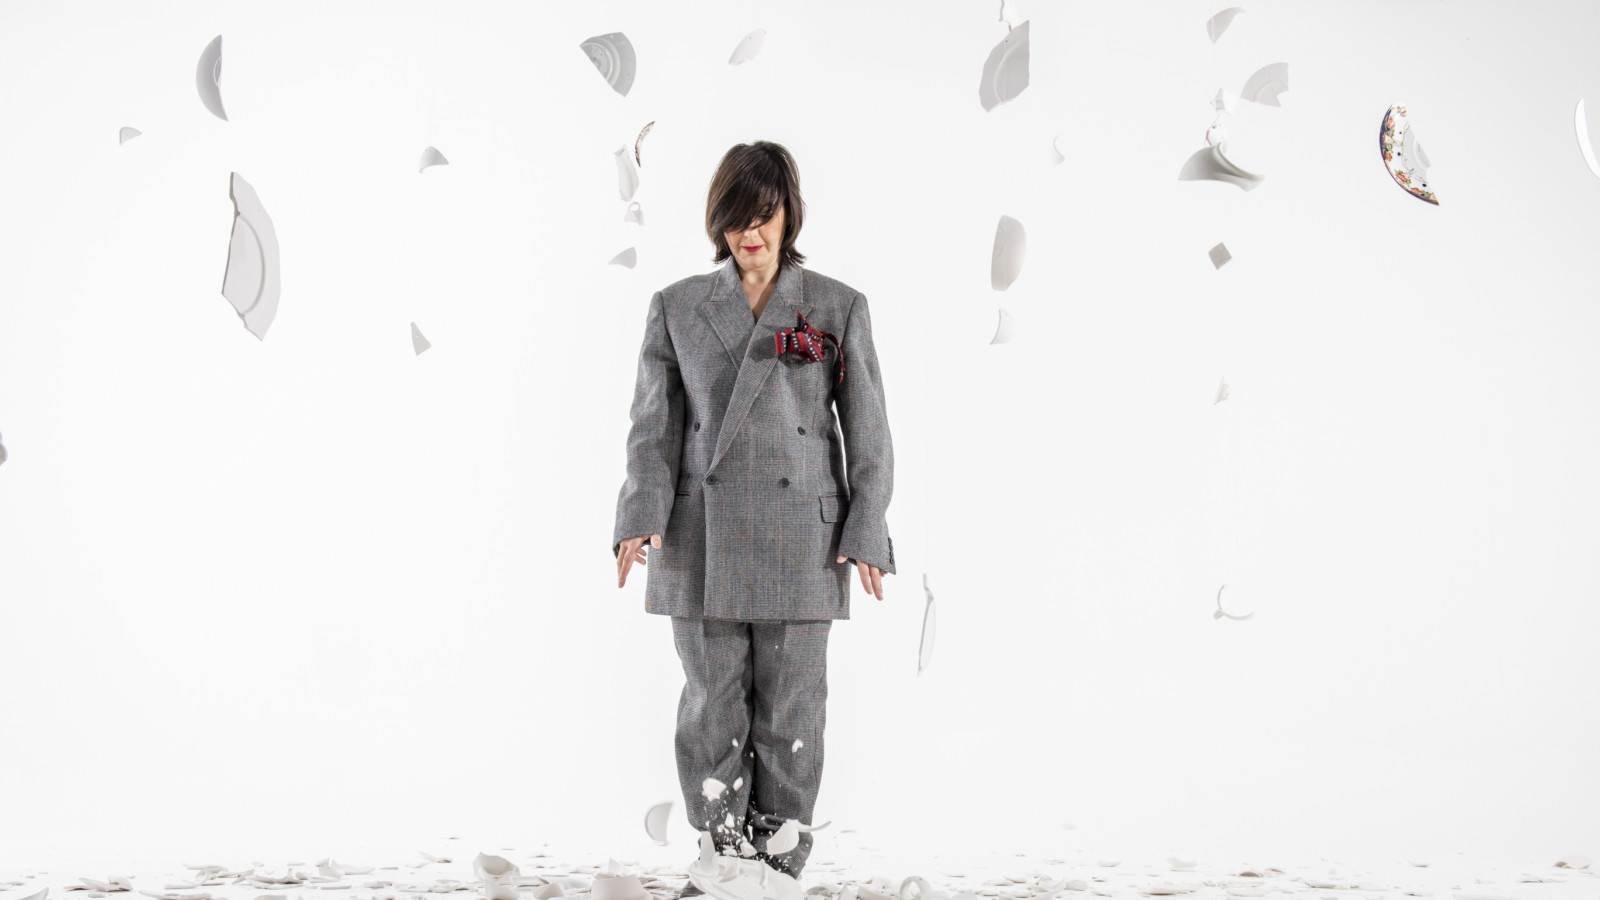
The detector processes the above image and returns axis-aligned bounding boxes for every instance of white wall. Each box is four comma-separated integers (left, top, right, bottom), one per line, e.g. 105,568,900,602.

1,0,1596,870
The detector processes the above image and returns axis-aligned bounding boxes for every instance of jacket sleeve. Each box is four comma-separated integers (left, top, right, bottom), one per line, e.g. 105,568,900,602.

832,291,896,575
612,289,686,559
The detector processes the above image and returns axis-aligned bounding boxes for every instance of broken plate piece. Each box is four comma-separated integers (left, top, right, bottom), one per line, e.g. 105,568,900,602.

898,877,935,900
1575,99,1600,179
196,35,227,120
220,171,282,340
474,853,521,881
991,214,1026,290
609,247,637,268
1214,377,1229,404
1144,885,1199,896
1206,7,1244,42
1214,583,1254,620
729,30,766,65
1380,103,1438,205
767,819,801,855
1051,132,1067,164
119,127,142,145
1239,62,1288,106
1209,243,1232,269
917,573,936,675
1179,143,1265,191
1211,89,1238,113
703,778,728,802
990,309,1015,344
411,322,431,355
688,854,802,900
792,738,803,752
419,146,449,172
978,20,1030,111
624,201,644,225
1168,859,1197,871
616,146,640,202
592,874,648,900
645,800,673,843
1554,856,1591,869
635,121,654,167
581,32,636,96
0,430,7,467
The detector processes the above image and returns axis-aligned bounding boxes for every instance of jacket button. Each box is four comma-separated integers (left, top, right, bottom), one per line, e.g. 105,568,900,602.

694,421,701,431
706,474,718,485
797,426,806,434
780,477,790,487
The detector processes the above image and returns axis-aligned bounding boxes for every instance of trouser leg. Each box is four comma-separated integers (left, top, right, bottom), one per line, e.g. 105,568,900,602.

672,616,758,851
746,619,831,879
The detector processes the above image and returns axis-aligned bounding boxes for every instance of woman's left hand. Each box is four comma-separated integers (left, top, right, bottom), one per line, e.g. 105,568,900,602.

837,555,885,601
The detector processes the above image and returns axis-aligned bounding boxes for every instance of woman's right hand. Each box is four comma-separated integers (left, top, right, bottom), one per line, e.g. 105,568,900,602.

616,534,661,588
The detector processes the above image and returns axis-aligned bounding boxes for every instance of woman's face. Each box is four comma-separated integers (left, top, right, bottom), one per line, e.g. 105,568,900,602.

724,201,785,272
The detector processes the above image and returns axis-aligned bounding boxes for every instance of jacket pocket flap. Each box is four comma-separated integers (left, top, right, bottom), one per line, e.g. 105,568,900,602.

819,494,842,522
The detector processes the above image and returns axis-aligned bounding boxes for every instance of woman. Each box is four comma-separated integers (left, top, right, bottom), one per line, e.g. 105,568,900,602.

611,141,896,896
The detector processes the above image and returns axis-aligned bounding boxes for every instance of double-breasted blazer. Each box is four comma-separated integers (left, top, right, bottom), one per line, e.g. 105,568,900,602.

612,256,895,620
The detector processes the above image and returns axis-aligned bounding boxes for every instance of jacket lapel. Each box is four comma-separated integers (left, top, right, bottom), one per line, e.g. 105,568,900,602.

699,257,812,474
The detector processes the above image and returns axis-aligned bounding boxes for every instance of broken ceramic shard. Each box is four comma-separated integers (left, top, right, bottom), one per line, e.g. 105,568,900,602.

581,32,636,96
644,800,673,843
1205,121,1228,147
1575,100,1600,179
419,146,449,172
1211,89,1238,113
1206,7,1244,42
1239,62,1288,106
792,738,803,752
1214,583,1254,620
196,35,227,120
1215,377,1229,404
1168,859,1197,871
411,322,431,355
1554,856,1591,869
990,308,1015,344
635,121,654,167
702,777,728,802
616,146,640,202
220,172,281,340
767,819,801,855
918,573,936,675
688,854,802,900
1144,886,1199,896
729,29,766,65
1380,103,1438,205
1051,132,1067,164
979,20,1030,111
592,874,648,900
898,877,935,900
624,201,644,225
1209,243,1232,269
609,247,637,267
119,127,142,145
474,853,520,882
1178,144,1265,191
991,214,1026,290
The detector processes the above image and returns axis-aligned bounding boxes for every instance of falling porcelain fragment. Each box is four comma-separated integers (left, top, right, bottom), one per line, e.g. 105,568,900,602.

729,30,766,65
119,127,142,145
978,20,1030,111
1214,584,1254,620
1179,144,1265,191
580,32,636,97
1380,104,1438,205
1554,856,1591,869
411,322,431,355
624,202,644,225
1211,89,1238,113
635,121,654,167
615,146,640,202
1051,133,1067,164
1207,7,1245,42
220,171,282,340
196,35,227,120
703,778,728,802
1205,121,1228,147
644,800,673,843
1215,377,1229,404
1209,243,1232,269
795,819,831,832
917,573,937,675
419,146,449,172
1576,100,1600,179
991,215,1026,289
1239,62,1289,106
609,247,637,268
768,820,802,855
991,309,1015,344
792,738,803,752
740,839,758,858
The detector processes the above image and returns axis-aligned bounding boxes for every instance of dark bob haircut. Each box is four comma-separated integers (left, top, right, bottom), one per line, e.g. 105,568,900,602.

705,141,806,270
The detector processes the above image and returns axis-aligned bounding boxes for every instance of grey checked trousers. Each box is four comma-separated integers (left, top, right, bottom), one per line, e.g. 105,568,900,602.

671,616,832,878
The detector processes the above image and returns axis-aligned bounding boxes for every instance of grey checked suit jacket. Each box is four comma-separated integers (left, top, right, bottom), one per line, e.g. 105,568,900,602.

612,256,895,620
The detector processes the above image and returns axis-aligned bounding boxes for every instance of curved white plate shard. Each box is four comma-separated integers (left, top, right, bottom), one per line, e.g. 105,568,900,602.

1240,62,1288,106
474,853,520,882
1576,99,1600,179
991,214,1026,289
644,800,673,843
624,201,644,224
1380,103,1438,205
1206,7,1244,43
118,126,142,145
410,322,431,355
1211,89,1238,113
1209,242,1231,269
1214,377,1229,404
991,308,1015,344
1051,132,1067,164
609,247,637,268
767,819,801,855
419,146,449,172
999,0,1024,28
581,32,637,97
196,34,227,120
1214,583,1254,620
917,573,936,675
688,855,803,900
729,29,766,65
616,146,640,202
701,778,727,802
1178,144,1265,191
978,19,1030,111
635,121,654,167
220,172,281,340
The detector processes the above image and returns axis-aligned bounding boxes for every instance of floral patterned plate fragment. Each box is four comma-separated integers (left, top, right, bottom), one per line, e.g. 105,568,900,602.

1380,103,1438,205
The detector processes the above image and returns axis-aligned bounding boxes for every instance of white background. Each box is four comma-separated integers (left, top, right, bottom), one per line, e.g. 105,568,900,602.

1,0,1597,872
